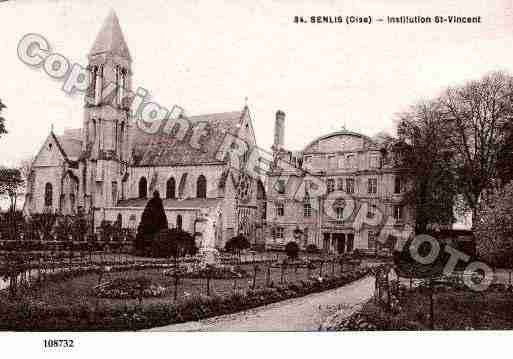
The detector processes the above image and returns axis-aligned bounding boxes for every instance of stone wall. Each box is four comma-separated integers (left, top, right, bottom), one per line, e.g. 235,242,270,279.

126,164,225,200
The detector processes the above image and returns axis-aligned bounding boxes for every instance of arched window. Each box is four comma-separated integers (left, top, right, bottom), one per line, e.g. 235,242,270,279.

178,173,188,198
176,214,183,230
44,183,53,207
138,177,148,198
70,194,76,212
166,177,176,199
196,175,207,198
116,213,123,228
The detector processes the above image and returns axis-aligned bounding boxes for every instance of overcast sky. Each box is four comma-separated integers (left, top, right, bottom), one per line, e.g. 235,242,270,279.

0,0,512,166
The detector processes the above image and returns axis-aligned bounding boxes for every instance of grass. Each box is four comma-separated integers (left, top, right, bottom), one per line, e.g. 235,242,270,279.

4,260,352,308
357,284,513,330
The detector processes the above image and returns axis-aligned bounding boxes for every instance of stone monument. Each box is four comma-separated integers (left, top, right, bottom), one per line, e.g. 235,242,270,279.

196,207,220,267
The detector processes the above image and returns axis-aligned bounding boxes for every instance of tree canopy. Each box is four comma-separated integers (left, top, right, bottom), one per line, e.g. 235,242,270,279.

397,100,457,232
0,99,6,140
474,181,513,267
0,167,24,213
396,71,513,229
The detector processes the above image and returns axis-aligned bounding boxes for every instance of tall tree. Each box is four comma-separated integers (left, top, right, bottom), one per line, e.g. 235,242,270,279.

396,100,457,233
134,190,168,254
0,167,24,213
441,71,513,221
0,99,6,139
474,181,513,267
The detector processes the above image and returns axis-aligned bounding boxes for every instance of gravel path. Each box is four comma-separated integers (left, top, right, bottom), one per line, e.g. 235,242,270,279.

147,275,375,332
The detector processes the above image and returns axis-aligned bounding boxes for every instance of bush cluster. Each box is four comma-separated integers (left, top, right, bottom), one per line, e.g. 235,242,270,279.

181,265,250,280
95,277,166,299
0,268,370,331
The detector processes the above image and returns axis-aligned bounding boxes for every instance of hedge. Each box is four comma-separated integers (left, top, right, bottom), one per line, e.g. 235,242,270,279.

0,268,370,331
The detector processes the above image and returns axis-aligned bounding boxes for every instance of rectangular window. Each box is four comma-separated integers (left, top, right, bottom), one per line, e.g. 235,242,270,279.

346,178,355,194
370,154,380,168
337,178,344,191
328,155,337,168
275,179,286,194
304,202,312,217
368,231,376,249
394,177,402,194
336,206,344,220
368,178,377,194
346,154,356,169
394,205,403,221
274,227,284,240
111,181,118,204
367,204,377,219
276,203,284,217
327,179,335,193
304,228,309,246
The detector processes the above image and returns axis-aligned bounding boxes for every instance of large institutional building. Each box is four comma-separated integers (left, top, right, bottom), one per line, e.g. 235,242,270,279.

24,11,413,253
265,111,414,253
23,11,266,249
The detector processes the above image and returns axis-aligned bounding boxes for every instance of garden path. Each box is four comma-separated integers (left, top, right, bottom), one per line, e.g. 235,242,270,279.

147,275,375,331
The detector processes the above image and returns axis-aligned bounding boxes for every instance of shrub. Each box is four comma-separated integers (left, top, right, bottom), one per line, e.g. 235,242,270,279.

151,228,197,258
306,244,319,254
225,234,250,255
285,241,300,260
180,264,249,279
134,191,168,254
95,276,166,299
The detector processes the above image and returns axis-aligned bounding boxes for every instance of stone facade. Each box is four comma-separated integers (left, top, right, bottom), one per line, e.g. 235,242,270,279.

265,111,414,253
24,11,265,249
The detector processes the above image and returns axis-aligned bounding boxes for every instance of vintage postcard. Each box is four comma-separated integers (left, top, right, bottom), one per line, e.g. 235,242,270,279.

0,0,512,355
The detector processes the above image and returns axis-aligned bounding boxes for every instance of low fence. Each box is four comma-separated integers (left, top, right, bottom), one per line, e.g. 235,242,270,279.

0,251,366,301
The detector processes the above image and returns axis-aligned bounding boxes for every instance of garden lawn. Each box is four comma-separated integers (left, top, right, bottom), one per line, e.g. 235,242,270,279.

5,261,350,308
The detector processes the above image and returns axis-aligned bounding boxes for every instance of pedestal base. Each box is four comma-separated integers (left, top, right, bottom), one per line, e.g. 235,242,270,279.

198,247,220,268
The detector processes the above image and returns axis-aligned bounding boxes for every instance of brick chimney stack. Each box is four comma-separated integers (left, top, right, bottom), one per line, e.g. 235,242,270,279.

272,110,285,154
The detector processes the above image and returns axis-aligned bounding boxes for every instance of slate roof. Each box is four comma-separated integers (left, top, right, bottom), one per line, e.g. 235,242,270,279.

132,110,246,167
303,129,376,153
116,197,223,209
89,10,131,60
55,135,83,161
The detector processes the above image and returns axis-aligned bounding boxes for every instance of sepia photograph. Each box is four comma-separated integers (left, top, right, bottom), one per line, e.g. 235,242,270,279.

0,0,512,355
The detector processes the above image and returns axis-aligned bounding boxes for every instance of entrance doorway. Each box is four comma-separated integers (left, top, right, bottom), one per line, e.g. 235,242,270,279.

346,233,354,253
323,233,330,251
333,233,346,254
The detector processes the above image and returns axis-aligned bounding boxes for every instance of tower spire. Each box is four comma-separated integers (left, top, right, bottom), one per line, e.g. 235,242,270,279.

89,10,131,60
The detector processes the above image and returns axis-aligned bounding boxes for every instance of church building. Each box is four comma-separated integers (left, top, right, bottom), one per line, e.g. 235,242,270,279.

24,11,266,249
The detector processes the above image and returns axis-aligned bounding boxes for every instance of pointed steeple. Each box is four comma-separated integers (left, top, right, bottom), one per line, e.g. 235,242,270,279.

89,10,131,60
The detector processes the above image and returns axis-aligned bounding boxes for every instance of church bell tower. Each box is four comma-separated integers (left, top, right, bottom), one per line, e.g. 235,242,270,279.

80,10,132,213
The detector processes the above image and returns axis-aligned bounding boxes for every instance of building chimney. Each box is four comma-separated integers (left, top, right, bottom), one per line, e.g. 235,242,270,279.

272,110,285,153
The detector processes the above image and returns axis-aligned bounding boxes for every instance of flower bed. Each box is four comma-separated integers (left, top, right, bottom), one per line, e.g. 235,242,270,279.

0,267,370,331
19,262,179,290
94,277,166,299
162,264,250,279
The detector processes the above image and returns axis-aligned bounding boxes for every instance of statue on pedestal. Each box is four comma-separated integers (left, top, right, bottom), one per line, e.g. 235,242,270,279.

196,206,220,267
